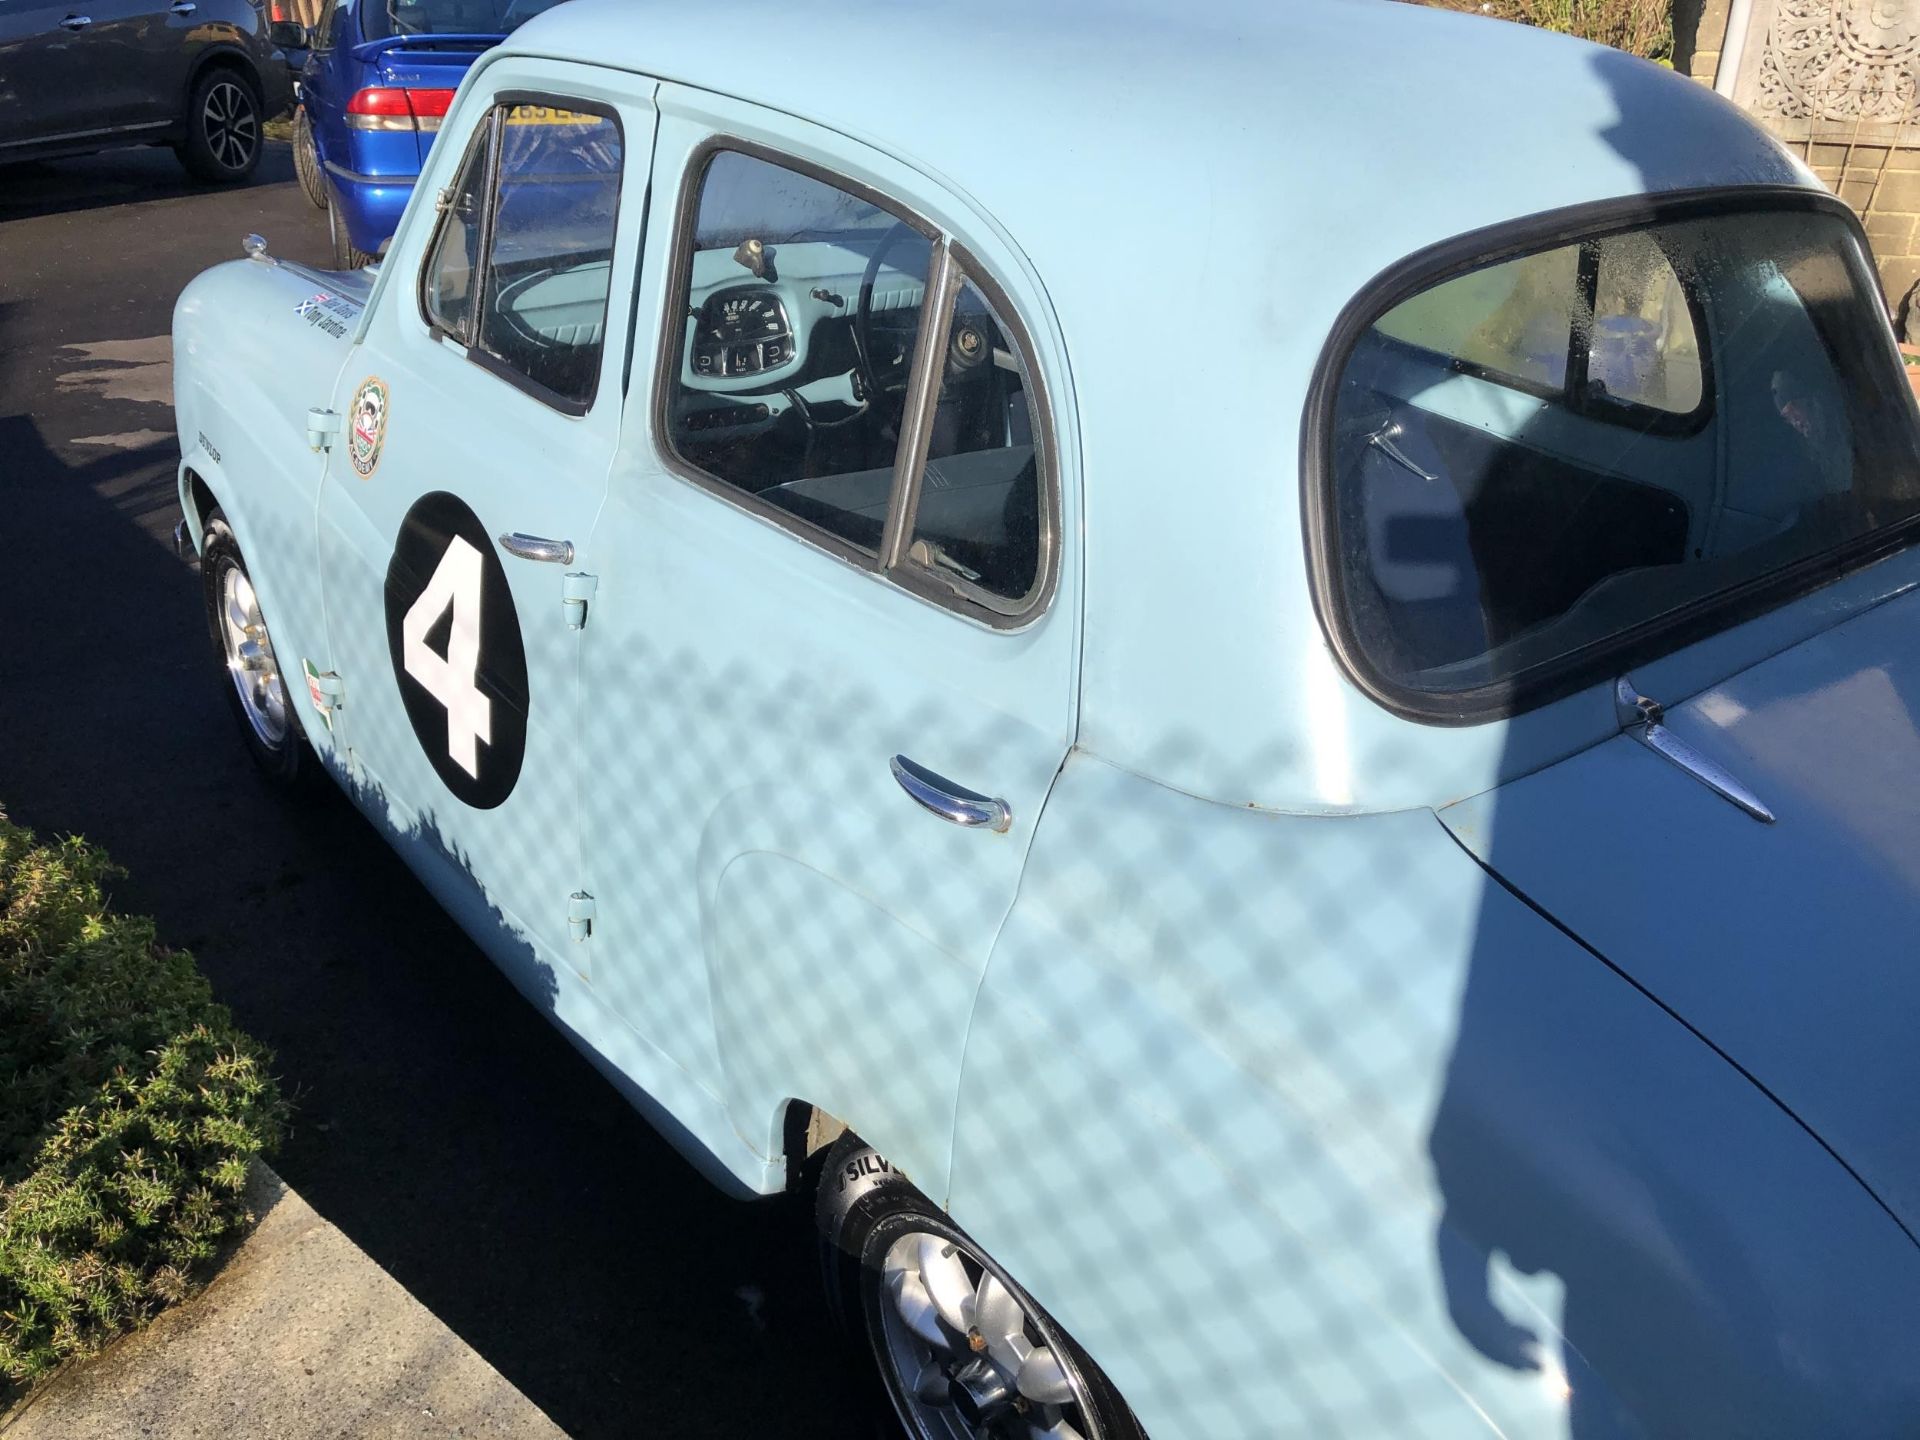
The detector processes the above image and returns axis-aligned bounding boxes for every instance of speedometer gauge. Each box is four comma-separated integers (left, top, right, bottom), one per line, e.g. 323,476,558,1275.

692,286,793,378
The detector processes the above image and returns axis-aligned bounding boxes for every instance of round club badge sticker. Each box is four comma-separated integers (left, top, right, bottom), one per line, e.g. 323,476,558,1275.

347,376,389,479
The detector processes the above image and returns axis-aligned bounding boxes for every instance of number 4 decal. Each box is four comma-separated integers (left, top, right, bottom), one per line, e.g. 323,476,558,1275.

385,492,529,809
401,536,491,780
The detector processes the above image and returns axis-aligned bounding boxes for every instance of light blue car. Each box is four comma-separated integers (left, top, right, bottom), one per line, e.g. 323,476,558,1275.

170,1,1920,1435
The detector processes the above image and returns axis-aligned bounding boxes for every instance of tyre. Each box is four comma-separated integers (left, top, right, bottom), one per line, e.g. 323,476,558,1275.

327,189,377,269
200,513,322,792
817,1133,1146,1440
293,105,327,209
177,68,262,183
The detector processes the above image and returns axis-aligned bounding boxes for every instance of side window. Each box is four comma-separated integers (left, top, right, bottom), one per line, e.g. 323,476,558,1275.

416,100,623,413
659,145,1054,620
663,149,934,552
903,275,1044,604
422,117,491,343
477,105,623,407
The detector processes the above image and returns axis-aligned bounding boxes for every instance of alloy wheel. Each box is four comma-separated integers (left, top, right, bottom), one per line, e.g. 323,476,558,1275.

202,80,258,173
872,1229,1102,1440
217,562,290,749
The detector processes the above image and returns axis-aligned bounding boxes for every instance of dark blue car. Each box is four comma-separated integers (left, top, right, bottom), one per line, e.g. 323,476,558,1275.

290,0,567,268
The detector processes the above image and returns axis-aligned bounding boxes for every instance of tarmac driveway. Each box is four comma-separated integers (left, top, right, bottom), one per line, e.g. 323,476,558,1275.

0,143,876,1440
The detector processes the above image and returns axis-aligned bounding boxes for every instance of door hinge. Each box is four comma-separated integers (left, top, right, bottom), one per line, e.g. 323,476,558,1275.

562,572,598,631
306,407,342,452
567,891,596,942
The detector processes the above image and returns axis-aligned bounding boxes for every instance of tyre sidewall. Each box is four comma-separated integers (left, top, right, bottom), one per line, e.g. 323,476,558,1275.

294,106,327,209
815,1134,1145,1440
200,515,315,790
327,191,374,269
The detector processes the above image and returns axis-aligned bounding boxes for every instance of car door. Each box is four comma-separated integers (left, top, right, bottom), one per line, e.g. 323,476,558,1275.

0,1,103,145
579,95,1080,1194
316,64,654,976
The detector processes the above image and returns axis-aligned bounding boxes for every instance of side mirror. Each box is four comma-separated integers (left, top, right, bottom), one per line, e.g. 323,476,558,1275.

268,19,309,50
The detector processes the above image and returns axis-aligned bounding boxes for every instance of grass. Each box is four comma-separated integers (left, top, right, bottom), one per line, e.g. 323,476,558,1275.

0,814,285,1398
1404,0,1675,62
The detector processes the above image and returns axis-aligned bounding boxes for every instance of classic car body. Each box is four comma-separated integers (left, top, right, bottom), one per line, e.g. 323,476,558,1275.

171,1,1920,1434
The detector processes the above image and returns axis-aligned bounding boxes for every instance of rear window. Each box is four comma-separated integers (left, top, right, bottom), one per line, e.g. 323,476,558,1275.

363,0,568,40
1315,195,1920,720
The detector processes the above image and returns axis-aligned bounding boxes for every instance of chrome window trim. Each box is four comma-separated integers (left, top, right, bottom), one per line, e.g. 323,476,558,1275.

649,133,1061,630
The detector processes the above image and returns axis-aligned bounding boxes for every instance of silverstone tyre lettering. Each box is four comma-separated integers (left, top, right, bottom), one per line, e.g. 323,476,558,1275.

384,492,527,808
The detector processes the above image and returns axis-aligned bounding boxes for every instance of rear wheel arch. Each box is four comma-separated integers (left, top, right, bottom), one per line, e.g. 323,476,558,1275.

183,47,262,116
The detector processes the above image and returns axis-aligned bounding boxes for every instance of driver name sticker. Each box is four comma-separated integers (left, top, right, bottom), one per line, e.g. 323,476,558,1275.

347,376,389,479
296,290,361,340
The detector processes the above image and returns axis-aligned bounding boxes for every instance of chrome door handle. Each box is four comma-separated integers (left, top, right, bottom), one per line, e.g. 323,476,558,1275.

890,754,1011,833
58,13,91,28
497,532,574,565
169,2,197,13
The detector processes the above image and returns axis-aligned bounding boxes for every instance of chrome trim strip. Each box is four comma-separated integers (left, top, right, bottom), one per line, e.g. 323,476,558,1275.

1615,679,1775,824
880,241,959,571
0,119,168,149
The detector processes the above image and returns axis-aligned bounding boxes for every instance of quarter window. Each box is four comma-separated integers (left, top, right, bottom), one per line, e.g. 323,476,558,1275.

422,119,490,343
417,99,623,413
659,145,1054,622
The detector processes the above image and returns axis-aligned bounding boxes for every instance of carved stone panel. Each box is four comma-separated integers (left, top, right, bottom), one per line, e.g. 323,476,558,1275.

1732,0,1920,128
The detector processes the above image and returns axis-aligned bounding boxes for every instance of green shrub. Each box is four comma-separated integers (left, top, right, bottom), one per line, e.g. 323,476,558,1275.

0,815,284,1394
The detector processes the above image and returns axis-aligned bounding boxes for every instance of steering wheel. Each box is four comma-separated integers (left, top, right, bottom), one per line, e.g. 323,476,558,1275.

855,221,932,400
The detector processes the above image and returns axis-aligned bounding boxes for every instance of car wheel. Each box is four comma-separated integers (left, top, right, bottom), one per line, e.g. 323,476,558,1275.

327,190,377,269
178,69,262,183
293,105,327,209
816,1133,1146,1440
200,513,321,792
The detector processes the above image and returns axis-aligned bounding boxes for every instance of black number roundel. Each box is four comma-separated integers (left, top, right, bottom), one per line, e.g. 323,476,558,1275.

384,492,528,809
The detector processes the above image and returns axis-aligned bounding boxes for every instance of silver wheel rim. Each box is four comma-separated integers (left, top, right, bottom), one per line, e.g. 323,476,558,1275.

218,562,290,748
874,1230,1102,1440
203,79,257,171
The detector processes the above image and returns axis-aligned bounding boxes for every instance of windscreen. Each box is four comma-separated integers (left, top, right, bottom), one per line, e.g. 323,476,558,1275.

362,0,568,40
1321,201,1920,714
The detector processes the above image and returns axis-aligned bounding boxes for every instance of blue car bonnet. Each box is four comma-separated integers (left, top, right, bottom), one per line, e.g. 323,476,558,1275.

1442,580,1920,1239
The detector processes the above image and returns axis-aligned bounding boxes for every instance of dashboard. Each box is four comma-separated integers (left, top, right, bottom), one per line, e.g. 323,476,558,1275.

691,285,795,380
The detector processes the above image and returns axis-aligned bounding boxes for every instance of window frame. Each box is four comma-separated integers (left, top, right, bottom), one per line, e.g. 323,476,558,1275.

414,90,625,419
1302,183,1918,727
650,134,1060,630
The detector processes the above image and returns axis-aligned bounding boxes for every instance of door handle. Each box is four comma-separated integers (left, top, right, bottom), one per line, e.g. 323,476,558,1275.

497,532,574,565
58,13,91,28
890,754,1011,833
169,2,197,13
